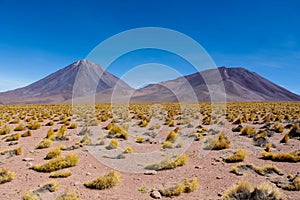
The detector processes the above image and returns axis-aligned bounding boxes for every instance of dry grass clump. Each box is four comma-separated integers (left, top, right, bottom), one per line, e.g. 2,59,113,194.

84,170,121,190
282,176,300,191
0,168,15,184
79,134,92,146
231,163,283,176
14,124,25,131
0,125,11,135
159,178,200,197
23,191,40,200
136,137,145,143
35,180,59,193
107,124,128,140
205,131,230,150
27,121,41,130
36,139,53,149
0,147,22,156
240,126,256,136
265,143,272,152
165,130,178,143
145,154,188,171
224,149,247,163
162,141,174,149
222,181,284,200
262,150,300,162
107,139,119,150
49,170,72,178
280,133,289,143
56,191,81,200
30,153,80,172
68,123,78,129
5,133,20,142
123,147,133,154
45,148,62,160
21,130,32,137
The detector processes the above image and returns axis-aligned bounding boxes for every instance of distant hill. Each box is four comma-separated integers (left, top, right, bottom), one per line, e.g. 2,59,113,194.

131,66,300,102
0,60,299,104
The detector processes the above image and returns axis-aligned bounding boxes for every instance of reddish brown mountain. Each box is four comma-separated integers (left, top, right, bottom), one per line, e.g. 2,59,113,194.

0,60,299,104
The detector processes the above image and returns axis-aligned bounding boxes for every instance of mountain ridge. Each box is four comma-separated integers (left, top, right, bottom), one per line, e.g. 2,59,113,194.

0,59,299,104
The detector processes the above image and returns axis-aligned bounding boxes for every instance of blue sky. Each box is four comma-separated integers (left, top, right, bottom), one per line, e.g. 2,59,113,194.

0,0,299,93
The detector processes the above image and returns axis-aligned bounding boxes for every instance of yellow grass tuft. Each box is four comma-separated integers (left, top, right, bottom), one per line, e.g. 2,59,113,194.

45,148,62,160
240,126,256,136
145,154,189,171
36,139,53,149
206,131,230,150
30,153,80,172
56,192,81,200
49,170,72,178
84,170,121,190
224,149,247,163
262,151,300,162
159,178,200,197
0,168,15,184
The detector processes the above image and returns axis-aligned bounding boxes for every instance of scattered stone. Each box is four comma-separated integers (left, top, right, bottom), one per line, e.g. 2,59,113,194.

26,162,33,167
22,158,34,162
195,166,200,169
144,171,157,175
86,172,91,176
150,190,162,199
70,181,81,186
216,176,223,179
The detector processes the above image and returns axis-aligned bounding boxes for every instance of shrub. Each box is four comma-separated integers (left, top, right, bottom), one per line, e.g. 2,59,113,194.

14,124,25,131
240,126,256,136
123,147,133,154
251,182,284,199
21,130,32,137
46,128,55,140
36,139,53,149
0,168,15,184
280,133,289,143
56,192,81,200
80,134,92,146
0,147,22,156
30,153,80,172
45,148,62,160
162,141,174,149
222,181,253,200
45,121,54,126
166,130,178,143
282,176,300,191
84,170,121,190
5,133,20,142
136,137,145,143
27,121,41,130
107,139,119,150
159,178,200,197
108,124,128,140
145,154,189,171
68,123,78,129
0,125,11,135
262,151,300,162
224,149,247,163
205,131,230,150
49,170,72,178
23,191,40,200
231,163,284,177
265,144,272,152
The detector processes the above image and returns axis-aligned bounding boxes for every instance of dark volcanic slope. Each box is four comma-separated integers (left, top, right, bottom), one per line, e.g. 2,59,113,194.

0,59,132,104
131,67,300,102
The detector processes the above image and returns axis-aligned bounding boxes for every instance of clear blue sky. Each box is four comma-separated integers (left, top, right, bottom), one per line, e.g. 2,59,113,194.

0,0,299,93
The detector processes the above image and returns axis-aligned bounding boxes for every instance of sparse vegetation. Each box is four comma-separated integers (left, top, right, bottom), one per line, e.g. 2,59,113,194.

56,192,81,200
224,149,247,163
0,168,15,184
107,139,119,149
262,150,300,162
84,170,121,190
30,153,80,172
45,148,62,159
145,154,189,171
36,139,53,149
205,131,230,150
159,178,200,197
49,170,72,178
223,181,284,200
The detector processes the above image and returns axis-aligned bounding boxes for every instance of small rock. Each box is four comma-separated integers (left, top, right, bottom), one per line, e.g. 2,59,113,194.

216,176,223,179
194,166,200,169
26,162,33,167
86,172,91,176
150,191,161,199
70,181,81,186
22,158,34,162
217,192,222,197
144,171,157,175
